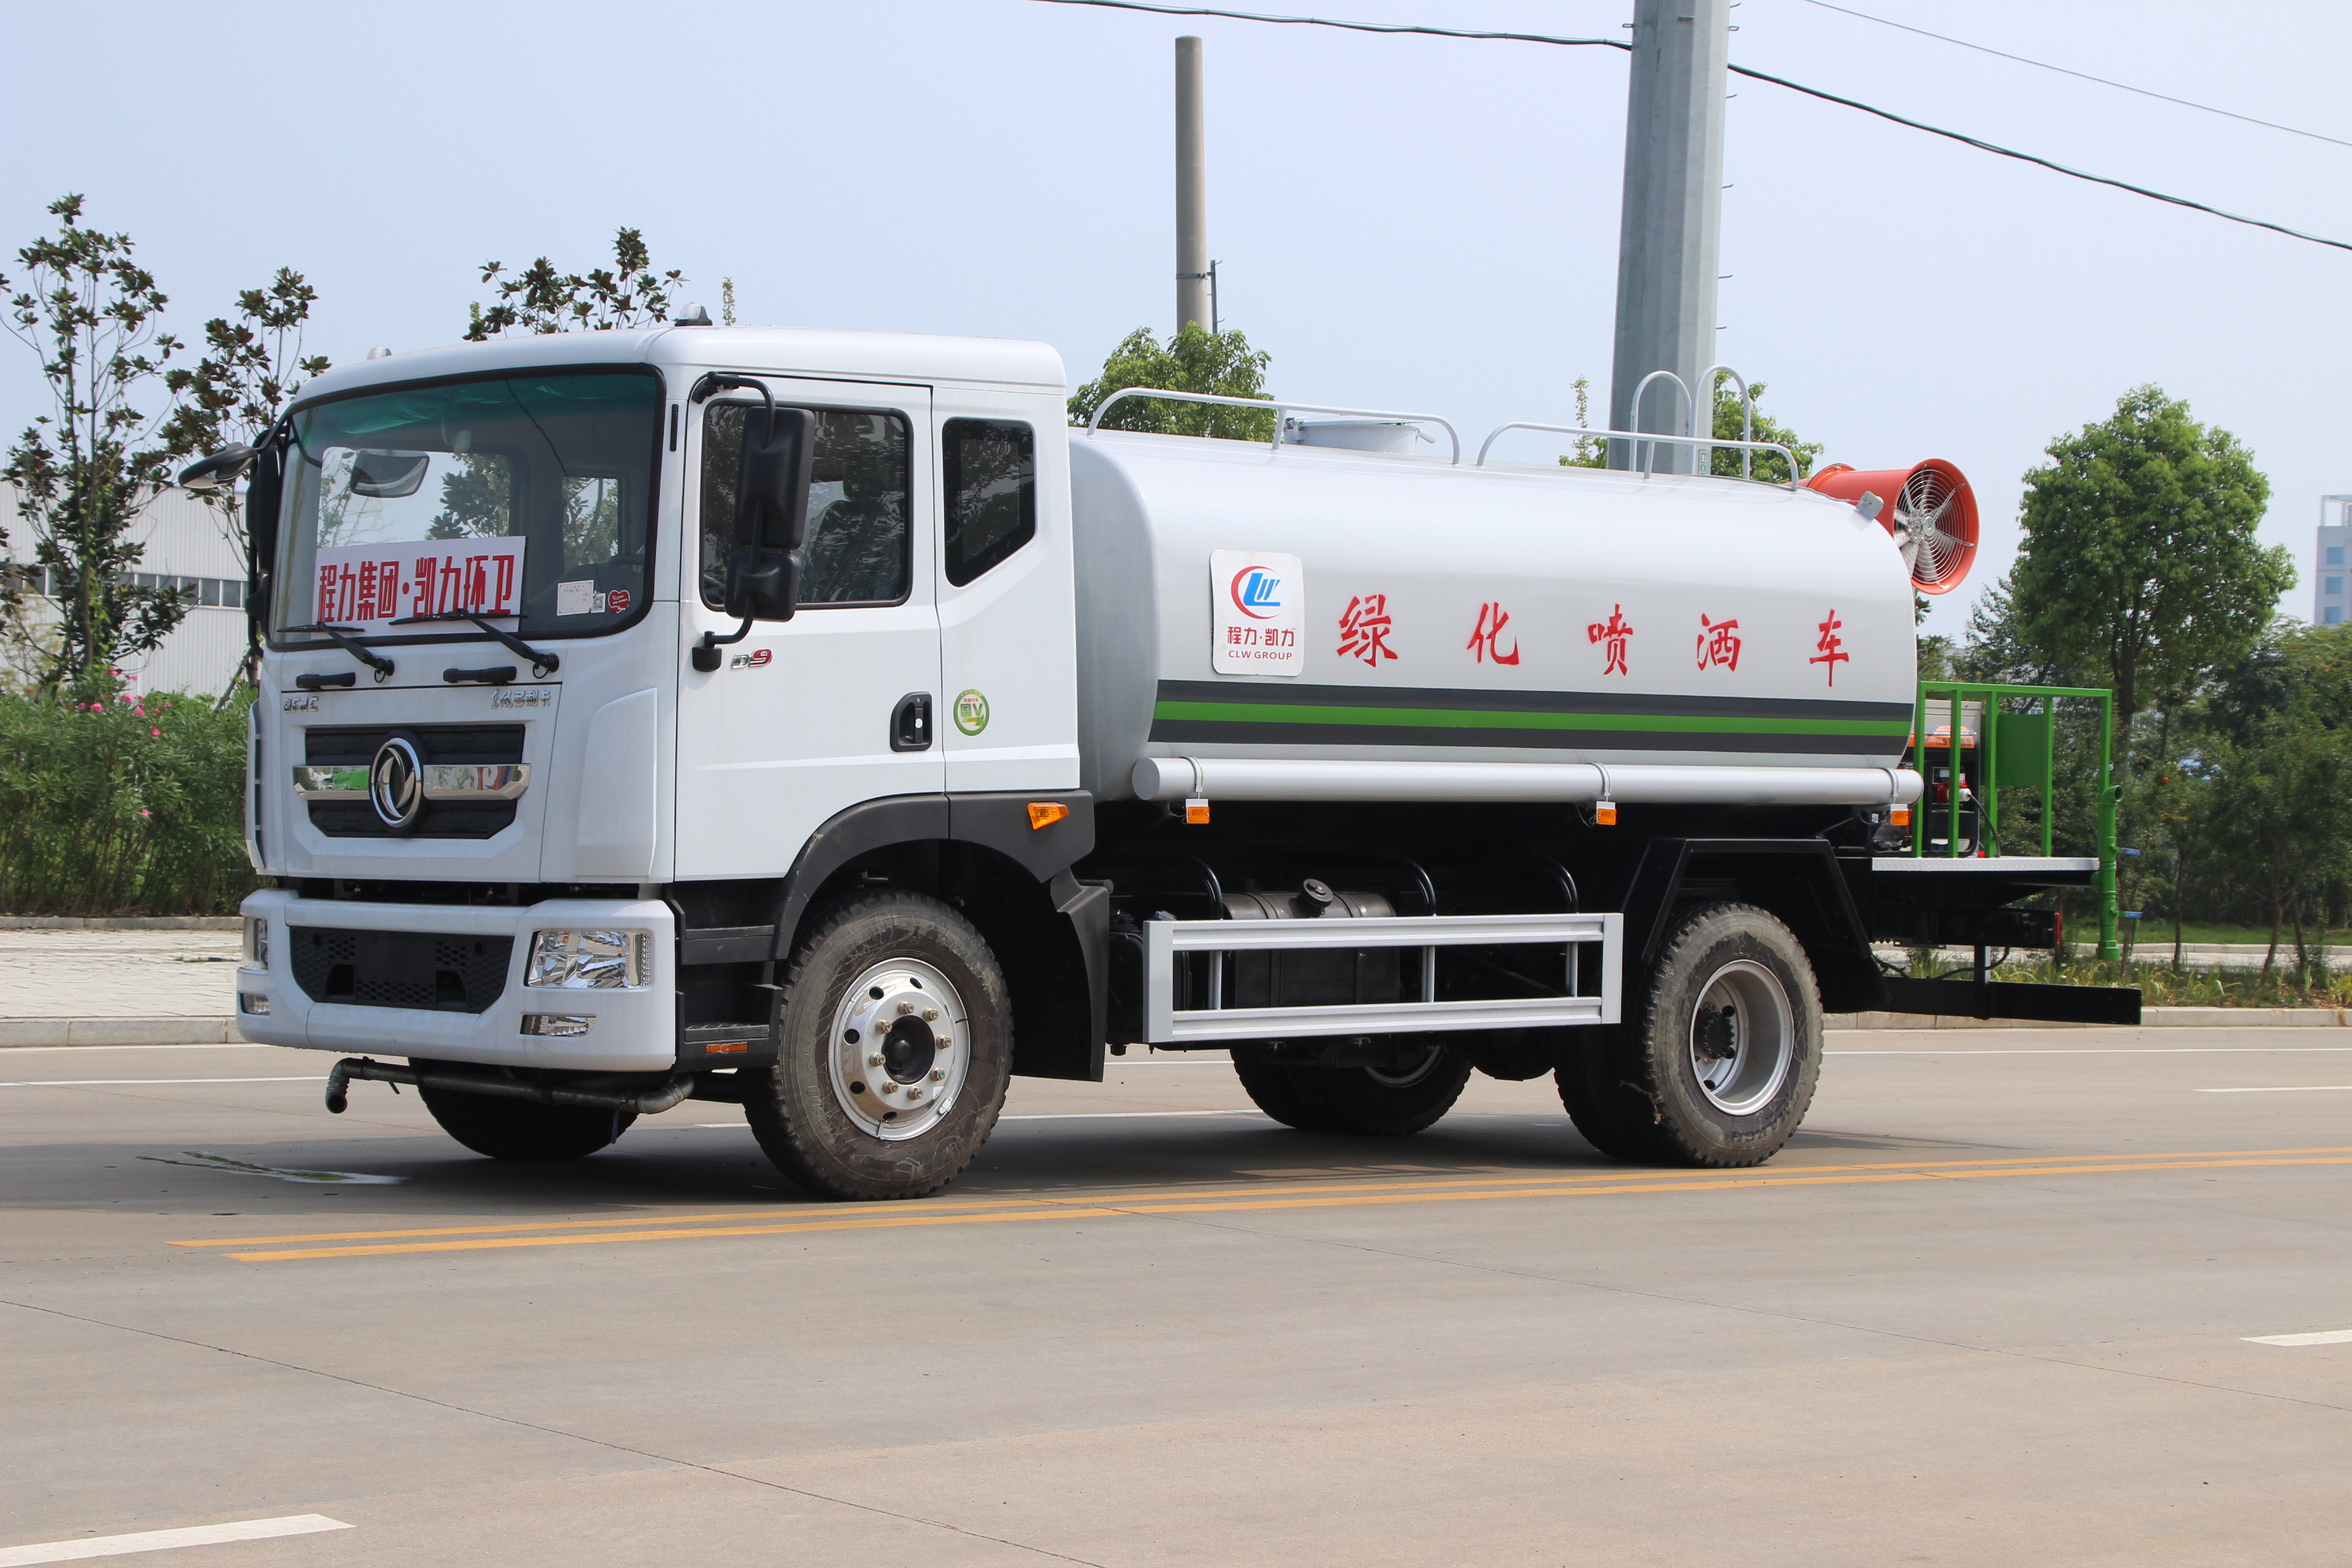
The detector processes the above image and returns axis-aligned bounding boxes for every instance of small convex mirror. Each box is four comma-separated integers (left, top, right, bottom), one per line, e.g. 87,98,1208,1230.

726,406,815,621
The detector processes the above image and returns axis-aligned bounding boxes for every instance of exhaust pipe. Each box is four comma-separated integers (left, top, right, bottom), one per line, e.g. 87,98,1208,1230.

325,1057,699,1117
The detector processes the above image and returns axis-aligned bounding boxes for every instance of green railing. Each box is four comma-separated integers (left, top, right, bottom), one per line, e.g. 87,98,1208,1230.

1912,680,2120,960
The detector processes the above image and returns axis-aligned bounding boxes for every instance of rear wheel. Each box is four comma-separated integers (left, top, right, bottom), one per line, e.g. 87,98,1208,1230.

1554,902,1821,1166
1233,1041,1473,1136
413,1064,636,1161
745,892,1011,1200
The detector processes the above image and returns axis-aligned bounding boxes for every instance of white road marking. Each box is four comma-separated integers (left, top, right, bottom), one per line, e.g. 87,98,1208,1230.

0,1078,324,1088
2244,1329,2352,1346
0,1514,350,1565
138,1152,404,1185
1002,1109,1260,1121
1829,1047,2352,1056
2195,1085,2352,1094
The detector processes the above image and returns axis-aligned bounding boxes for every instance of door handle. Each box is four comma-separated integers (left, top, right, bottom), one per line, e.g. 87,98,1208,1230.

890,693,933,752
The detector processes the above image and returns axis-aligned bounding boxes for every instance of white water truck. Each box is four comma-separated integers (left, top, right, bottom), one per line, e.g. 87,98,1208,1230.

180,325,2137,1200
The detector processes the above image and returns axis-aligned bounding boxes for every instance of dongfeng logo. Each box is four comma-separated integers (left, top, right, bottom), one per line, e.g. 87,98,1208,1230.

369,736,424,831
1230,565,1284,619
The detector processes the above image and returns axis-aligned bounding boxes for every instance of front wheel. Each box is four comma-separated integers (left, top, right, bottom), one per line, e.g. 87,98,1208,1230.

1554,902,1822,1167
745,892,1011,1200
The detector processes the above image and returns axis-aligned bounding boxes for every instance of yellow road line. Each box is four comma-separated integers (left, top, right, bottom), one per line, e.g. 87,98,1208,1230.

214,1153,2352,1262
171,1145,2352,1249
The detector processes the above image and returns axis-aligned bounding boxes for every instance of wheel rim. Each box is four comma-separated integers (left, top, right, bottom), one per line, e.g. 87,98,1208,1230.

1363,1041,1446,1088
828,958,970,1142
1686,960,1794,1115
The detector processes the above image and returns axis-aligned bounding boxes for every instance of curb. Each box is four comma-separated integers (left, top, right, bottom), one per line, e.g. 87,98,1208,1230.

1826,1007,2352,1031
0,915,240,931
0,1017,242,1047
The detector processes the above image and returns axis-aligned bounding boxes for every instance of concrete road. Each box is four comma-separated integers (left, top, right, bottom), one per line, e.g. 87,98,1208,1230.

4,1030,2349,1566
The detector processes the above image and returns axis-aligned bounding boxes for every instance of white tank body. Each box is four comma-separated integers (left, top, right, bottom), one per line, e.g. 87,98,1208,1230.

1068,430,1919,804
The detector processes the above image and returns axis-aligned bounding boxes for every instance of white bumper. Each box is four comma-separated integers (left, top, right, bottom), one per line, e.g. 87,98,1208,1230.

235,887,677,1073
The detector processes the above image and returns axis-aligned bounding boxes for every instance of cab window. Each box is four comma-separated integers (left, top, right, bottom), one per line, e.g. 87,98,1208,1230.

701,404,911,608
942,419,1035,587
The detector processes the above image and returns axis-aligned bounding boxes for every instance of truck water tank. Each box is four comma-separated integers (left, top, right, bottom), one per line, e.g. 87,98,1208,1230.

1068,430,1925,806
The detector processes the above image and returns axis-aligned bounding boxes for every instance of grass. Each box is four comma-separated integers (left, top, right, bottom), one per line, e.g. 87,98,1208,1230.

1926,952,2352,1009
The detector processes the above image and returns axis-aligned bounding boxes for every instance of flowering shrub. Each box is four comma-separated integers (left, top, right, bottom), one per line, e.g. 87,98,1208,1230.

0,687,258,914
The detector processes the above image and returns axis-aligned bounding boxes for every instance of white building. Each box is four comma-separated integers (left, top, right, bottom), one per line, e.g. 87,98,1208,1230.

2317,495,2352,627
3,482,250,696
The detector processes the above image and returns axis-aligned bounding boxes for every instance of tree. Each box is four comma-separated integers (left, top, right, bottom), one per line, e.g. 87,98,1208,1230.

2005,385,2291,771
1067,324,1275,441
1559,377,1823,484
157,270,329,700
3,195,189,697
464,227,684,340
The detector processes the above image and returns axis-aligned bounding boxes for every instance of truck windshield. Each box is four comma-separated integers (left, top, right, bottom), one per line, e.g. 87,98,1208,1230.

273,368,661,643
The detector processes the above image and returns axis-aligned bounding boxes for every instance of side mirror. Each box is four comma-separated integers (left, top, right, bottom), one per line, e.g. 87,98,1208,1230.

177,444,255,491
725,405,814,622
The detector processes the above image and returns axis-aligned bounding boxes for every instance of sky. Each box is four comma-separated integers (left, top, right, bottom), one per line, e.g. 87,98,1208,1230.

4,0,2347,642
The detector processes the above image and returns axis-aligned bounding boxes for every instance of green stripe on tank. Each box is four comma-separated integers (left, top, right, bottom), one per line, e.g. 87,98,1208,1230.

1151,699,1909,737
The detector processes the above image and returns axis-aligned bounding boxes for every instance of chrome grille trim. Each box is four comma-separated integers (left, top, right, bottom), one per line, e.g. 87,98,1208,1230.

293,764,530,802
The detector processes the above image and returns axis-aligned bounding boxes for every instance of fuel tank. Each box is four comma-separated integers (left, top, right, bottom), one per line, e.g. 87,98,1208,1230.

1069,429,1919,804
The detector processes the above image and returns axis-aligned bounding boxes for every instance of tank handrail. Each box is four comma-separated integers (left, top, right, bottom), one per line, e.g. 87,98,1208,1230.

1474,423,1801,491
1694,363,1753,480
1085,387,1461,464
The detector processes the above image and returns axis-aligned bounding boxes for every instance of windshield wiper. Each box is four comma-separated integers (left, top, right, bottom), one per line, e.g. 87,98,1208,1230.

390,611,561,676
280,623,396,679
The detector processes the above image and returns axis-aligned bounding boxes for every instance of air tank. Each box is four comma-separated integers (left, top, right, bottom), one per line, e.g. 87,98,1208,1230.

1068,429,1924,808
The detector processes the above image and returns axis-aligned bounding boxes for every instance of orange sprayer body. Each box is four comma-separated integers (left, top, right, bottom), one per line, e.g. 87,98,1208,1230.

1807,459,1979,595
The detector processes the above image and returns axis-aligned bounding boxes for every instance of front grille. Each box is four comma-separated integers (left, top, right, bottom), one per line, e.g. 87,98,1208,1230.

304,725,525,838
289,927,514,1013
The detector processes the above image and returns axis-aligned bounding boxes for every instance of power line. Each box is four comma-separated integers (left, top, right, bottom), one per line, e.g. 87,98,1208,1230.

1026,0,2352,255
1026,0,1625,49
1802,0,2352,152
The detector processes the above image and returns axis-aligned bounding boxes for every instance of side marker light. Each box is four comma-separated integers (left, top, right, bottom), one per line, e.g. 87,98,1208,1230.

1026,802,1071,830
1185,797,1210,826
1890,805,1911,827
1595,800,1618,827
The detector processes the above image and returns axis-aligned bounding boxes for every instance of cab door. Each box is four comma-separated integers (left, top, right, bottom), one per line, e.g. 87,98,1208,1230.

674,380,941,877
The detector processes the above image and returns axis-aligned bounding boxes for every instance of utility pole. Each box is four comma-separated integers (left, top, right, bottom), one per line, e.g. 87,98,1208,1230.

1607,0,1730,472
1176,35,1211,334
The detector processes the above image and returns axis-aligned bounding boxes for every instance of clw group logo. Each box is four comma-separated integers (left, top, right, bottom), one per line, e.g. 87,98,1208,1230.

1230,564,1285,619
1209,550,1303,676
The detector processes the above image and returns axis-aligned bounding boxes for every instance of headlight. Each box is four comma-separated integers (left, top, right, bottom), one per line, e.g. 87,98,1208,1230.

243,916,270,968
526,929,650,989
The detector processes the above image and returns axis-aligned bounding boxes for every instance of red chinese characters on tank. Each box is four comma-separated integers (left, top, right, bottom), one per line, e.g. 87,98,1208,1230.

1586,604,1634,676
1336,594,1399,666
1465,602,1519,665
1696,613,1742,672
1810,608,1849,686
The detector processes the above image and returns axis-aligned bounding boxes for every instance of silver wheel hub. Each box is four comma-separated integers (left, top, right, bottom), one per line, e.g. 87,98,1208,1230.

1364,1042,1446,1088
1687,959,1795,1115
829,958,970,1141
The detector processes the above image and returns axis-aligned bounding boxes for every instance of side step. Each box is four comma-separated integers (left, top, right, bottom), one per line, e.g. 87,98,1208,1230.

1143,912,1621,1045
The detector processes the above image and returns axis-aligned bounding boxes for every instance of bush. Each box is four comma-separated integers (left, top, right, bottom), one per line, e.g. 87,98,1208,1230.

0,687,258,915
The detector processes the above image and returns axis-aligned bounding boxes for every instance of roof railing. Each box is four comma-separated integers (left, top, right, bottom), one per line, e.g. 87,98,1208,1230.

1475,423,1802,490
1085,387,1461,464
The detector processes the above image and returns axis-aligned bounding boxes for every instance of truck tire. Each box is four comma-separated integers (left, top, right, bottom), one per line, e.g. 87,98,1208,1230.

414,1066,636,1160
1234,1043,1473,1136
1230,1051,1335,1130
745,891,1011,1201
1554,902,1822,1166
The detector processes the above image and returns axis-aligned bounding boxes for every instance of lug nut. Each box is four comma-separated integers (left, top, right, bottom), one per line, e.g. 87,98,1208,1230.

879,1083,897,1095
929,1068,945,1081
906,1088,925,1102
936,1036,951,1048
922,1007,938,1022
868,1053,885,1067
897,1000,915,1016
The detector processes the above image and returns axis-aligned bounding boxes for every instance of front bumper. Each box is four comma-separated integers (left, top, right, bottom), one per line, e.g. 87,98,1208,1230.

235,888,676,1072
